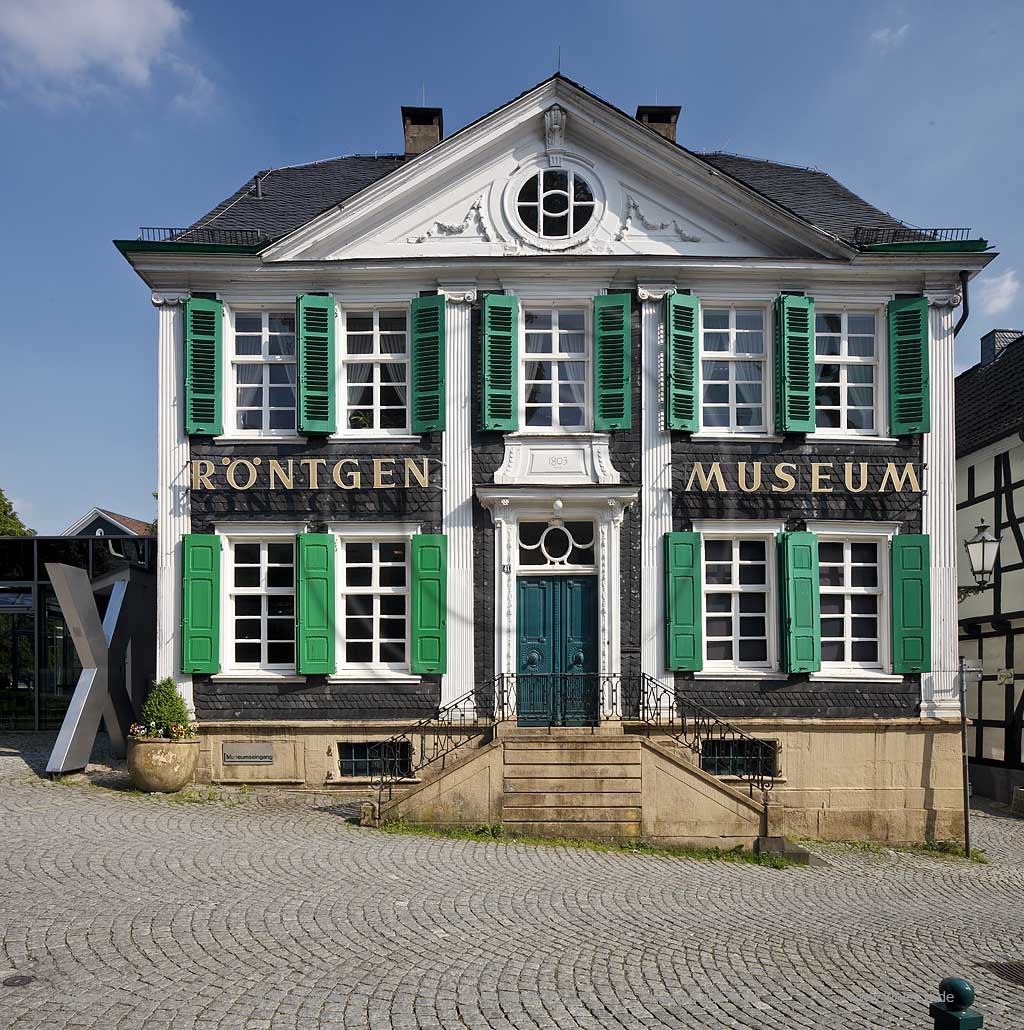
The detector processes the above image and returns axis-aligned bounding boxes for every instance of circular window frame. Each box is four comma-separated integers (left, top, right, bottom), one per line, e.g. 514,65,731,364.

503,159,605,252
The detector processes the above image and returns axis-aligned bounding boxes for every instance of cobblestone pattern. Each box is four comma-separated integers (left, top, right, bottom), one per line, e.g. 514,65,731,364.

2,733,1023,1029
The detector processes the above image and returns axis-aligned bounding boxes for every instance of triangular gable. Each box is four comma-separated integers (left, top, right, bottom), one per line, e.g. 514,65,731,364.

264,76,854,264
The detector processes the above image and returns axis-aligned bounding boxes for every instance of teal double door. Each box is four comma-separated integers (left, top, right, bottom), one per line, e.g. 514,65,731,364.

516,575,598,727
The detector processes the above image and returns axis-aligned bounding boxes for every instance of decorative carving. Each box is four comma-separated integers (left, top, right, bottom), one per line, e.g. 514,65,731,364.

494,436,621,486
615,195,705,243
544,105,567,166
438,286,478,304
927,289,964,308
151,291,189,307
672,220,702,243
407,196,491,244
637,284,677,302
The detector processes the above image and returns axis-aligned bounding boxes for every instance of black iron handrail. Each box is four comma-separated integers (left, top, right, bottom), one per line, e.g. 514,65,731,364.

852,226,973,246
369,672,778,807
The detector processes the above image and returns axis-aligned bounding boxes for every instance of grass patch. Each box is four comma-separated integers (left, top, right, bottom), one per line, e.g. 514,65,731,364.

377,819,797,868
808,837,988,864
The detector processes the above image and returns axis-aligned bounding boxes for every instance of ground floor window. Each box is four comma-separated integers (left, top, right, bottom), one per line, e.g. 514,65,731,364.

338,539,409,668
700,738,777,778
818,537,885,670
702,535,773,669
338,740,412,778
227,539,295,670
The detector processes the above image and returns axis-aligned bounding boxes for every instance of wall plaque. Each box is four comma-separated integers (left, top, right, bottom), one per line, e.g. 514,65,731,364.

223,742,275,765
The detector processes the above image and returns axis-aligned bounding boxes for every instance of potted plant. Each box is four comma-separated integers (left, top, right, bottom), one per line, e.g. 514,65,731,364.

126,678,200,793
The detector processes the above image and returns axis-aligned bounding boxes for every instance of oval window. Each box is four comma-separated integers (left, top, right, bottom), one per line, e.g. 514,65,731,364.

516,170,595,239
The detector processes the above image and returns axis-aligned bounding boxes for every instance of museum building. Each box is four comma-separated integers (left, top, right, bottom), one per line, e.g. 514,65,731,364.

117,76,993,843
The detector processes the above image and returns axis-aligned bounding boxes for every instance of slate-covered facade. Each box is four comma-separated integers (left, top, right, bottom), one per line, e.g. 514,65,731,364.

118,75,993,839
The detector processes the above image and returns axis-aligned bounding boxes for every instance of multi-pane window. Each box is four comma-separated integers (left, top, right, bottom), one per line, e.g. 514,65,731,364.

338,740,412,778
703,538,771,667
340,540,408,666
229,540,295,669
701,308,767,432
818,538,883,667
233,312,297,432
523,307,588,430
342,309,409,432
815,312,878,433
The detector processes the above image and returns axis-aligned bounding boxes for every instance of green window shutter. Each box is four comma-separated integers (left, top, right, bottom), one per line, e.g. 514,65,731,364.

181,534,220,674
481,293,519,431
664,293,699,431
183,298,223,436
664,532,702,671
888,296,930,435
774,295,815,433
891,534,931,673
411,294,446,433
410,534,447,674
593,293,632,430
296,294,335,434
296,533,335,675
778,531,820,673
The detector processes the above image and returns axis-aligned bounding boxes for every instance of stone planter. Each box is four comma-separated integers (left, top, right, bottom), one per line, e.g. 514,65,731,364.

127,738,200,793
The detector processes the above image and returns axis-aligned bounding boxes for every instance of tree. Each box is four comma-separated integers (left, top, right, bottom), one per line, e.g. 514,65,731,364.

0,489,34,536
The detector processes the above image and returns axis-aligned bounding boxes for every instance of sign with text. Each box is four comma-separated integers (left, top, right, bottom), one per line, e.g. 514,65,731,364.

222,742,275,765
192,456,434,492
677,460,923,494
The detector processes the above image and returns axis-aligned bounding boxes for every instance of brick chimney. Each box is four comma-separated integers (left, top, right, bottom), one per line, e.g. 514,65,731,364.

401,107,443,158
980,329,1023,365
635,105,681,144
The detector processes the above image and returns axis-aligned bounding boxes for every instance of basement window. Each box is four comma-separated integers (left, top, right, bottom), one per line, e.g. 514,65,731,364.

338,740,412,779
700,738,777,778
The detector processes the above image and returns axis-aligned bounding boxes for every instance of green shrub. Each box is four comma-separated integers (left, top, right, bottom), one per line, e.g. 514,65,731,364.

137,678,193,738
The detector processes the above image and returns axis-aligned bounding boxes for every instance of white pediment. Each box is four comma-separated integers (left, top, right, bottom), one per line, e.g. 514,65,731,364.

264,79,851,264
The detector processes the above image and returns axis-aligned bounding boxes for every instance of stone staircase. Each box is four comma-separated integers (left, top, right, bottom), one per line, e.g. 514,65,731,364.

500,729,643,840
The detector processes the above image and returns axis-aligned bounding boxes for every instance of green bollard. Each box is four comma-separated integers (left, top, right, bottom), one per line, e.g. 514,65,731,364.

930,977,983,1029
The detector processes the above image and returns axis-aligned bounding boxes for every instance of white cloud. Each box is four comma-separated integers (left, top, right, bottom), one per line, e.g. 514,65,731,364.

0,0,214,110
977,269,1021,317
870,24,910,49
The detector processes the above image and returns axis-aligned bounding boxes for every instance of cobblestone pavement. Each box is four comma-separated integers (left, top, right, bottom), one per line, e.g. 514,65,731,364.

2,734,1023,1030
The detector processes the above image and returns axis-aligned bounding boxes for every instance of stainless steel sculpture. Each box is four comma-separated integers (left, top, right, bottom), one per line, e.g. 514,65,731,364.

45,563,136,775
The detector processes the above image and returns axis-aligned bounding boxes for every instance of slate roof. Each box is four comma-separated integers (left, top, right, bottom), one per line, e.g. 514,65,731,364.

956,333,1024,457
173,74,911,251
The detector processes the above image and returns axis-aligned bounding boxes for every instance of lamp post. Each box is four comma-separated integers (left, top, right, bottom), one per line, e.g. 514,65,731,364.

957,519,1001,858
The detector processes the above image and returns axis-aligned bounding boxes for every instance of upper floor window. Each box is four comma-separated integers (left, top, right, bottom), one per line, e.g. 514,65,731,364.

815,312,879,434
339,539,409,668
232,312,296,433
516,170,595,239
818,537,885,670
703,535,774,669
523,307,589,430
341,309,409,433
700,307,767,433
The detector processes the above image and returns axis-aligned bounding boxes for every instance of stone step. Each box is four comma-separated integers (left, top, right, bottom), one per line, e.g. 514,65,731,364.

502,819,643,840
504,745,641,761
503,763,640,780
501,790,641,808
503,806,642,823
498,724,625,739
504,775,641,793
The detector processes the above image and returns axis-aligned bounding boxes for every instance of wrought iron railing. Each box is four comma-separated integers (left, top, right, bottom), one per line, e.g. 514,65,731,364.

370,673,778,807
137,226,271,246
852,226,973,246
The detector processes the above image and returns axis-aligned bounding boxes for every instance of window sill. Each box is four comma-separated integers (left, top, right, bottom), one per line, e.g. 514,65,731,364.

210,671,303,682
696,670,788,681
212,435,302,444
809,670,906,683
811,432,901,445
329,434,421,443
714,773,788,785
327,672,422,685
505,430,607,440
690,432,782,443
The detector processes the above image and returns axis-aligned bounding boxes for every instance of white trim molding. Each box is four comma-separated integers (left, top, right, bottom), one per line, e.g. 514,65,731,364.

439,286,477,704
153,292,191,708
639,285,674,679
922,297,960,718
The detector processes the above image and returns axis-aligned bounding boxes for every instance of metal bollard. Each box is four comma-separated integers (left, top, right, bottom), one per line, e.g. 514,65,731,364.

930,977,983,1029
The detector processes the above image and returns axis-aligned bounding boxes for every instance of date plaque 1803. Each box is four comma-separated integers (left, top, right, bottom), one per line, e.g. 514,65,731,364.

223,742,275,765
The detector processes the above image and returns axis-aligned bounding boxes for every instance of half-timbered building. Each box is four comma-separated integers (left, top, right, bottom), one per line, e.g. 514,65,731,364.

117,75,993,844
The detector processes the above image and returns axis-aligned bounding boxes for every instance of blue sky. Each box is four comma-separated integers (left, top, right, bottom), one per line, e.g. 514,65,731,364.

1,0,1021,533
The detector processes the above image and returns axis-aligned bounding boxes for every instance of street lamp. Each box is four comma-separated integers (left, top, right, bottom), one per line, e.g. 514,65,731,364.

959,520,1001,601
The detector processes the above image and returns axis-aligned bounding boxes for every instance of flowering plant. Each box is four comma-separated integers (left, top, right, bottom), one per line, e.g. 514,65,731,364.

128,679,197,740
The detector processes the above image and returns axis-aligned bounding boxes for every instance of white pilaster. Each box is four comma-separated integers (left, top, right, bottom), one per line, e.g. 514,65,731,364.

638,285,675,679
921,291,960,718
153,292,192,710
439,286,476,704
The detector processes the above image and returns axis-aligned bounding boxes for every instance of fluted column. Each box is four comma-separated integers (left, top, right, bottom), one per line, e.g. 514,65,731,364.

638,284,675,679
439,286,476,705
921,290,961,718
153,292,192,710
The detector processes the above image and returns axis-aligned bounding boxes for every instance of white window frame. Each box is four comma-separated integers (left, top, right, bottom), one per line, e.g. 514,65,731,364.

330,523,420,677
694,520,781,675
518,301,593,434
515,169,596,241
336,304,412,438
812,306,887,439
225,306,299,439
807,521,900,680
217,523,304,676
696,302,772,436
